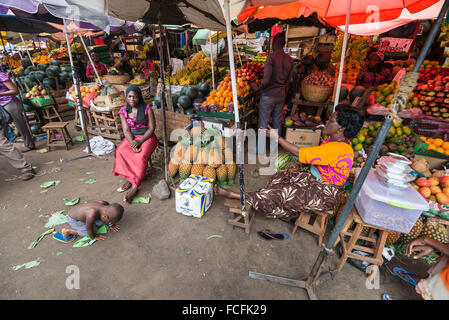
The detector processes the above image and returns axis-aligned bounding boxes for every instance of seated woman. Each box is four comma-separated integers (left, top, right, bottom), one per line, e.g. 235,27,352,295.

112,85,158,203
215,105,364,221
356,52,392,88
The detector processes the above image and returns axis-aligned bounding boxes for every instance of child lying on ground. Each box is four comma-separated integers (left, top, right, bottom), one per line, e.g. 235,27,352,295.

62,200,124,241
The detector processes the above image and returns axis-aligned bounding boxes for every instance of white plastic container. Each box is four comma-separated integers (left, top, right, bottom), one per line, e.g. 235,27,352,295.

175,175,214,218
354,169,429,233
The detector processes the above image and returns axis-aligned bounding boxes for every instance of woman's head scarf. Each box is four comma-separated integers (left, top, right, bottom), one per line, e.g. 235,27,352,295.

125,85,146,123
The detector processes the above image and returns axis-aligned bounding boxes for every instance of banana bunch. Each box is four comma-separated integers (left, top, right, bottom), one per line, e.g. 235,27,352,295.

439,23,449,42
128,78,147,85
331,32,369,65
129,59,138,68
143,42,153,52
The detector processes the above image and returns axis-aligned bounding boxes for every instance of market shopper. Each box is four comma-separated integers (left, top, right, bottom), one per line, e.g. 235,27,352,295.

356,52,392,88
0,69,35,152
86,52,108,81
215,105,364,221
406,236,449,300
112,85,158,203
256,32,295,135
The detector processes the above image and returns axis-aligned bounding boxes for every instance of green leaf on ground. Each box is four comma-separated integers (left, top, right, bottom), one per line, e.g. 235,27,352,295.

44,211,67,228
28,228,54,249
12,257,41,271
72,236,96,248
40,180,61,188
56,251,63,256
72,136,84,142
62,198,80,206
96,223,109,235
131,194,152,204
85,179,96,184
86,172,95,175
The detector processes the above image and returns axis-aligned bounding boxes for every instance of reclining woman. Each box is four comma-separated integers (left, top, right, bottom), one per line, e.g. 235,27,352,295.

113,85,158,203
215,105,364,221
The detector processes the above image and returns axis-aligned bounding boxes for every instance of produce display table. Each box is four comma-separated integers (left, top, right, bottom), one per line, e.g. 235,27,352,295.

291,98,328,118
89,107,124,142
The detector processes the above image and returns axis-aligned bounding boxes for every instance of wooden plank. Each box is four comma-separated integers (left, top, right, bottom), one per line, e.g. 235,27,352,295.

249,271,306,289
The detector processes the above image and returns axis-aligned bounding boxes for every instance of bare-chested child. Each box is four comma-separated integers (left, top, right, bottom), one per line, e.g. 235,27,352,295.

61,200,124,240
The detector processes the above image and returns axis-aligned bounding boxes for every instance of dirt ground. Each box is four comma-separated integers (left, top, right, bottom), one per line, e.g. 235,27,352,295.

0,122,430,300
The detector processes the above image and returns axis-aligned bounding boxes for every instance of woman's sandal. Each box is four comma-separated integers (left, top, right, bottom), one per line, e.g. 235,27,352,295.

117,182,132,193
392,267,418,286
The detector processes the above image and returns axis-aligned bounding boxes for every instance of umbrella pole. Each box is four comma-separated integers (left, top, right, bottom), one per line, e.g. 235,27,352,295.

224,0,245,213
158,14,169,182
19,33,34,67
78,32,104,86
209,32,215,90
249,0,449,300
60,18,97,163
164,28,174,112
333,0,352,111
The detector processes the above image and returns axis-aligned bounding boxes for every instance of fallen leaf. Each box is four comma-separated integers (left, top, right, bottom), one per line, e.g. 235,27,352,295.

207,235,223,240
85,179,96,184
62,198,80,206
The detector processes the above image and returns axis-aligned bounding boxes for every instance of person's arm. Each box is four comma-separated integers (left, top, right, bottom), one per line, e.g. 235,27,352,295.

0,80,19,96
85,210,105,240
266,125,300,156
119,113,138,150
407,237,449,258
135,107,156,146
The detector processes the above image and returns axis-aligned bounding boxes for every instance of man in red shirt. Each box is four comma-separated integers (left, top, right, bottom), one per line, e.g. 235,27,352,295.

86,52,108,81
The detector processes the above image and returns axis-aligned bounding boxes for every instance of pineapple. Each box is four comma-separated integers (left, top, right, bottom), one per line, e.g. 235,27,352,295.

190,126,204,137
216,164,228,183
179,160,192,180
207,142,222,168
420,220,449,243
400,217,424,243
191,164,204,177
196,147,208,165
226,162,236,184
172,142,185,164
168,160,179,177
183,144,198,163
386,231,402,246
202,165,216,181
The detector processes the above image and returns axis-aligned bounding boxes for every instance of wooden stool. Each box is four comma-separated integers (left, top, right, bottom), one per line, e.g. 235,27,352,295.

292,210,334,247
41,104,63,122
336,206,389,271
225,199,254,234
42,122,73,151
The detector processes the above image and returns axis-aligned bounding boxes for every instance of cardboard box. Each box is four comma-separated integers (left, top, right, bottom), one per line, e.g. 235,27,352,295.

176,175,214,218
284,127,322,148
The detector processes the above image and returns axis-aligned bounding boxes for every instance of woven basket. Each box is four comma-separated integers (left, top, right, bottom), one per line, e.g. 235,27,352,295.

301,81,334,103
105,74,131,84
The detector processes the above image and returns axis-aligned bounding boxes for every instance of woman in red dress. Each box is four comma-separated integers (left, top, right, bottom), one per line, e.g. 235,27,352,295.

113,85,158,202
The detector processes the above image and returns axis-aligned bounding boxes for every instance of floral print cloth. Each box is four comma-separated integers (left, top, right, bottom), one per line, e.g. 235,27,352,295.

118,104,150,130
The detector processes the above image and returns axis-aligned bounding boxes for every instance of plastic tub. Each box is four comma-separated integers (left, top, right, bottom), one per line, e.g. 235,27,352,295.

354,169,429,233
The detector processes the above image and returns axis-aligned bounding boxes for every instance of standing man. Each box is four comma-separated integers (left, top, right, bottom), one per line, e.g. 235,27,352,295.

0,68,35,152
256,32,295,135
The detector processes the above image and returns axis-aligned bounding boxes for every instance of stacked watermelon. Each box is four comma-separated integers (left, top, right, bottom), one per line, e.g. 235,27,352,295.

155,83,209,114
18,59,71,91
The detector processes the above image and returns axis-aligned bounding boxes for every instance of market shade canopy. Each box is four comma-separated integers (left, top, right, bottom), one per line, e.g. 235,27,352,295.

236,0,443,35
192,29,228,45
0,13,59,33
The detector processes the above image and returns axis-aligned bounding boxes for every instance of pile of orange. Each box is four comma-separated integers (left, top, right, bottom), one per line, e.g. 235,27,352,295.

203,76,248,111
421,136,449,155
70,84,101,99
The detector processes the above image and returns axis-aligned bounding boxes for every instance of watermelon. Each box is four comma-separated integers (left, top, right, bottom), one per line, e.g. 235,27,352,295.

185,86,198,100
197,82,210,96
275,153,294,172
49,59,60,67
171,93,179,106
59,72,69,83
43,77,56,90
23,67,32,76
197,91,204,99
28,71,37,83
24,76,34,88
178,95,192,109
154,95,166,108
301,55,314,67
23,103,34,112
314,53,331,69
30,124,42,135
21,58,32,68
180,86,188,96
17,69,25,77
339,86,349,102
35,71,46,82
37,64,48,71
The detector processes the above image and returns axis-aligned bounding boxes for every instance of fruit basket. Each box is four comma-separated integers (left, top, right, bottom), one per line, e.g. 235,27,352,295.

104,74,131,85
414,142,449,160
301,81,334,103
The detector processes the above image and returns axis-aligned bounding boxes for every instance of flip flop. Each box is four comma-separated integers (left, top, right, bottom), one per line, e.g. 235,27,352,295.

53,232,78,243
393,267,418,286
382,294,393,300
257,229,285,240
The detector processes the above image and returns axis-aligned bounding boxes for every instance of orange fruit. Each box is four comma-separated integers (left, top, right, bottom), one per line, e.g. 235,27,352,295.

433,138,444,147
428,144,437,150
437,147,445,154
445,150,449,156
442,142,449,150
427,138,434,144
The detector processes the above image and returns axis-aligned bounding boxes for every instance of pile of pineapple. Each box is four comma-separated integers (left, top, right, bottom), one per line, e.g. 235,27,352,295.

384,217,449,247
168,127,236,186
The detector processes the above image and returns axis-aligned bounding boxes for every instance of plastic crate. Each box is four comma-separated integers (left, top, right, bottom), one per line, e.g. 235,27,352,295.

414,141,449,160
30,95,54,107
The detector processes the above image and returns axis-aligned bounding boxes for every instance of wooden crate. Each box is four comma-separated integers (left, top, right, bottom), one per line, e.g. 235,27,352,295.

51,88,73,121
89,107,124,142
152,108,193,142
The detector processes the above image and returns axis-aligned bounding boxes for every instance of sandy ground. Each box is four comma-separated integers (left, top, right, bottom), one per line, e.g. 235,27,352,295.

0,122,430,300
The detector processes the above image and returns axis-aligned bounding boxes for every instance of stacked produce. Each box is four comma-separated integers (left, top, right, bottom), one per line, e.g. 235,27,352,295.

373,81,399,108
303,70,335,87
70,42,82,54
253,52,267,63
410,62,449,120
284,112,323,128
17,59,72,90
419,137,449,156
168,127,236,187
412,175,449,205
154,82,210,114
25,85,49,98
351,119,415,164
68,84,102,100
397,217,449,246
169,52,211,86
331,33,370,82
2,55,20,69
49,47,69,59
31,50,51,65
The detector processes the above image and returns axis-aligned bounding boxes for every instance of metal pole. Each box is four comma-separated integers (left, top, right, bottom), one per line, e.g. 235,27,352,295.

78,32,104,86
19,33,34,66
158,14,169,182
209,31,216,90
164,28,174,112
224,0,245,212
63,18,92,154
333,0,352,111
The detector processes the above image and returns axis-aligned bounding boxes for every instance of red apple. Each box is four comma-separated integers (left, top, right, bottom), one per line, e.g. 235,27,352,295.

419,187,432,198
440,176,449,187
